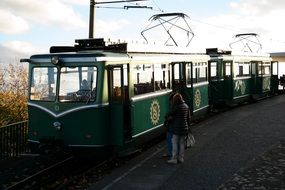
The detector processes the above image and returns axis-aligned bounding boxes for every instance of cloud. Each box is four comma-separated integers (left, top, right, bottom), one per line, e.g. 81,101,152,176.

96,19,130,36
0,0,86,33
0,41,48,66
188,0,285,52
0,10,29,34
0,44,26,65
230,0,285,15
3,41,45,55
60,0,89,6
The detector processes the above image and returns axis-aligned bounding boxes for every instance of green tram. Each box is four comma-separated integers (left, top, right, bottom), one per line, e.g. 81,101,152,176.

21,38,210,154
207,48,279,107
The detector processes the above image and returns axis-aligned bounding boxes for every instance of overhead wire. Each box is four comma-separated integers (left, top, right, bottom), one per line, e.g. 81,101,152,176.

151,0,164,12
95,0,285,45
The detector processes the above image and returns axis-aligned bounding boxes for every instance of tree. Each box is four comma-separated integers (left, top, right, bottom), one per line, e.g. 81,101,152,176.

0,63,28,126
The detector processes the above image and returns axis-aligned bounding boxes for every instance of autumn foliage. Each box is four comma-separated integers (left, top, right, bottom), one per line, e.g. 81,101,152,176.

0,63,28,126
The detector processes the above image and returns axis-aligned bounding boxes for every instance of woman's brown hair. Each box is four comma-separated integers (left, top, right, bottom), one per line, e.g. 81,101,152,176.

172,93,183,105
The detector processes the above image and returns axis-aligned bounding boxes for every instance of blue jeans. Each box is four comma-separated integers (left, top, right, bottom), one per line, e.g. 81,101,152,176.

171,134,185,160
166,132,173,156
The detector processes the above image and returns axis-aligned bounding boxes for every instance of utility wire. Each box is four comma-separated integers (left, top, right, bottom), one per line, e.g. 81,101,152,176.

96,6,125,9
95,0,153,10
95,0,147,5
151,0,164,12
191,18,241,34
191,18,285,46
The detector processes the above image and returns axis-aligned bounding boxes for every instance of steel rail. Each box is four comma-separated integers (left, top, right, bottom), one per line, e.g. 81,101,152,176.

4,156,73,190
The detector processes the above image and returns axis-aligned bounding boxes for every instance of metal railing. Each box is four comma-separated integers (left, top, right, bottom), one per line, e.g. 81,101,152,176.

0,120,29,160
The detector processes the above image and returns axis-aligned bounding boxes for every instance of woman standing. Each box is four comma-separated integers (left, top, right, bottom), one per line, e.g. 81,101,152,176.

167,93,190,164
163,92,175,158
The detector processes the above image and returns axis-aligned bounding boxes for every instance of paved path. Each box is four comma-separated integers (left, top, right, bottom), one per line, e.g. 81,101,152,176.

90,95,285,190
219,140,285,190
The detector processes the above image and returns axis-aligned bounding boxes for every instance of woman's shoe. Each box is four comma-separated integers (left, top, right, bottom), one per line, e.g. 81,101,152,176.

178,158,184,163
162,153,171,158
167,159,177,164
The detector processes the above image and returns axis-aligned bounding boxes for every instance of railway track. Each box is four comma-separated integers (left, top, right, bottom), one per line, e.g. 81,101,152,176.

3,153,120,190
5,156,74,190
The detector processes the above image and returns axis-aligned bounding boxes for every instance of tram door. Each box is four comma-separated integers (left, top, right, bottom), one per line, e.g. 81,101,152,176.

171,62,192,110
251,61,259,95
107,64,130,146
171,62,185,92
271,61,279,93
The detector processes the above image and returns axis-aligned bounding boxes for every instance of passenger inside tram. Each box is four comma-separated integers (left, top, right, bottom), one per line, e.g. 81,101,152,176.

80,79,90,90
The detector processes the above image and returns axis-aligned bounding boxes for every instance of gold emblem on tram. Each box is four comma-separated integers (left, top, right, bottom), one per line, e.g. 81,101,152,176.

150,99,160,125
194,89,201,108
235,80,246,95
263,78,271,91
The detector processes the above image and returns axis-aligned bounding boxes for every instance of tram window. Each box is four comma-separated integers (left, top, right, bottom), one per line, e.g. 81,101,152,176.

235,63,243,77
243,63,250,76
251,62,256,75
123,64,128,86
258,63,262,75
173,63,180,79
272,62,278,75
133,63,169,95
210,62,217,80
154,64,168,90
59,66,97,102
186,63,192,85
193,62,207,83
263,63,271,75
192,64,197,84
133,64,154,95
235,62,250,77
198,65,207,82
30,67,57,101
224,62,231,78
111,67,122,100
258,62,271,76
234,63,241,77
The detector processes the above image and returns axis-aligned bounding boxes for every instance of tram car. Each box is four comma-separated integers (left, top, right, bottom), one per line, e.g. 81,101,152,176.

207,48,279,107
21,38,210,154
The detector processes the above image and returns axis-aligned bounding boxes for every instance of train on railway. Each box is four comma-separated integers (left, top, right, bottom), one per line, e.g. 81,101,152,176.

20,38,279,155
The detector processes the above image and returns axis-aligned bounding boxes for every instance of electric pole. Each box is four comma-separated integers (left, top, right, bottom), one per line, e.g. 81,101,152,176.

88,0,149,39
89,0,95,38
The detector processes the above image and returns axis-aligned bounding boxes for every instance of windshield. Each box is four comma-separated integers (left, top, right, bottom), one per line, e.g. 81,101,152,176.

30,67,57,101
59,66,97,102
30,66,97,102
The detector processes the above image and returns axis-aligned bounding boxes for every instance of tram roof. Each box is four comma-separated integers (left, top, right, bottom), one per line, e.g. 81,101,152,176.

270,52,285,57
27,46,209,65
37,38,210,63
50,38,206,55
270,52,285,62
206,48,272,61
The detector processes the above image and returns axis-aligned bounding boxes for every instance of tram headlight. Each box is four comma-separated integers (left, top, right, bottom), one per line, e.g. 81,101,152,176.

32,131,38,136
51,56,60,65
85,134,92,139
53,121,62,131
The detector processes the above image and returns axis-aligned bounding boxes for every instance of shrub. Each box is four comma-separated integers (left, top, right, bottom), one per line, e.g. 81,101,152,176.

0,63,28,126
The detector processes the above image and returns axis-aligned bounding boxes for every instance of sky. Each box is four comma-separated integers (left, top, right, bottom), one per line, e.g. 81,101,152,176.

1,0,285,64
